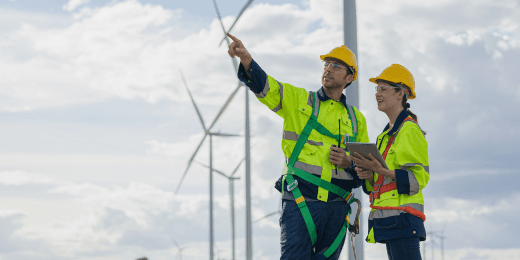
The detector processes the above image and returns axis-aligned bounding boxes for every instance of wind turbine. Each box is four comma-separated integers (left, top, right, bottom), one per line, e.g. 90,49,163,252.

254,198,282,223
172,238,187,260
216,0,254,47
211,1,254,259
428,226,447,260
196,158,244,260
179,70,240,260
427,231,437,260
176,73,241,195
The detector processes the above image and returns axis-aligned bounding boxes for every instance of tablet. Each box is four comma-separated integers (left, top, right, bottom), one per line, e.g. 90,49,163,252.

345,142,388,169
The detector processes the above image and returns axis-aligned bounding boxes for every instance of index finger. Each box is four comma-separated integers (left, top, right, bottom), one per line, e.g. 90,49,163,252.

330,146,343,152
227,33,240,44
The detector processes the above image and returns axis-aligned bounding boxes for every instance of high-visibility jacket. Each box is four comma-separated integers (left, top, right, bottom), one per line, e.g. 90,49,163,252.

238,59,370,202
362,110,429,243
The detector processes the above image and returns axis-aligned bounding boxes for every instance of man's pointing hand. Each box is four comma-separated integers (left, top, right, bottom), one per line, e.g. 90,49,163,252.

227,33,252,69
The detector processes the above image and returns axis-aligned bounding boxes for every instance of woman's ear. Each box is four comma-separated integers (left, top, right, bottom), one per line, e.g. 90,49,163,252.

399,89,406,100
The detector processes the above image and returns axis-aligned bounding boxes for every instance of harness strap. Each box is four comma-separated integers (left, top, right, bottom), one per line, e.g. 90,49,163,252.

285,174,318,244
370,117,417,203
291,167,354,202
282,91,360,253
320,212,351,258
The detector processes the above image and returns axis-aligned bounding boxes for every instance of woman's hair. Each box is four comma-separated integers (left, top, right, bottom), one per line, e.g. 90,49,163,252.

394,84,427,135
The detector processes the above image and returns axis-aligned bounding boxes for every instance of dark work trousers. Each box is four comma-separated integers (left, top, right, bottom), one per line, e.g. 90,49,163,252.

385,237,422,260
279,199,350,260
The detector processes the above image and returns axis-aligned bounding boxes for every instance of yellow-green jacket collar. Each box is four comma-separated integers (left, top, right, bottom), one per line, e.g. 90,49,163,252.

317,87,350,109
382,109,411,136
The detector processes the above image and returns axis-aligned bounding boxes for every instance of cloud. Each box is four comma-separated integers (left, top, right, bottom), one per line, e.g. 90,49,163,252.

0,171,56,186
63,0,90,12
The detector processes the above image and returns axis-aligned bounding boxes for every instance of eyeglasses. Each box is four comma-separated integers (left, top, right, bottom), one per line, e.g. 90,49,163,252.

374,85,400,93
324,61,346,71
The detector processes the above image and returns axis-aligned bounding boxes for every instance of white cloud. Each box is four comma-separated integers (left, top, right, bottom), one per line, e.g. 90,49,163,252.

0,171,56,186
63,0,90,12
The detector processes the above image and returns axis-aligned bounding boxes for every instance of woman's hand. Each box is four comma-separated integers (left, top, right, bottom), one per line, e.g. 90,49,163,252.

355,168,373,180
329,145,352,169
356,168,374,187
351,152,396,179
350,152,383,172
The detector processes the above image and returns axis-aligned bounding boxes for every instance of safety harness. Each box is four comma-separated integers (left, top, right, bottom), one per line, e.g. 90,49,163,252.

282,92,361,258
369,116,426,222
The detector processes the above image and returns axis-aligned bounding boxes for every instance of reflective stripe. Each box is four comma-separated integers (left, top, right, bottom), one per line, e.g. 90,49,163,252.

382,176,394,186
313,92,320,117
255,77,270,98
291,160,354,180
398,163,427,195
369,203,424,220
346,105,357,136
401,163,430,173
403,203,424,212
307,91,313,106
332,168,354,180
294,161,322,175
406,169,420,195
369,208,402,220
283,130,323,146
272,81,284,112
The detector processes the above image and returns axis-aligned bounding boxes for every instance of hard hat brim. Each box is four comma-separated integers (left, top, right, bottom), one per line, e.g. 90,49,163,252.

369,77,379,84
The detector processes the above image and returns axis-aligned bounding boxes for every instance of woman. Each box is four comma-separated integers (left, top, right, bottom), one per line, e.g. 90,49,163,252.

351,64,429,260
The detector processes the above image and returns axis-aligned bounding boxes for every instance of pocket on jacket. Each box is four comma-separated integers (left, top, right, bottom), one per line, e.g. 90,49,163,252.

374,215,400,230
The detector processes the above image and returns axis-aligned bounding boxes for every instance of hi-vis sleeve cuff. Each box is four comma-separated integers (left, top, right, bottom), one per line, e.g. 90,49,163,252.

395,169,420,195
362,178,373,195
237,59,267,95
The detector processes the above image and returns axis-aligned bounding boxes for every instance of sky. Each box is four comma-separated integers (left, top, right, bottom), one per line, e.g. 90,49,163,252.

0,0,519,259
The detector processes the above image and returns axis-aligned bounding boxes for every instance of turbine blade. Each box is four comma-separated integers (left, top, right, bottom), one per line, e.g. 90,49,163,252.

171,237,180,249
175,134,207,194
230,142,256,177
230,158,245,177
212,133,241,137
195,161,230,178
218,0,254,46
212,0,239,71
254,211,279,223
207,82,241,131
180,70,207,132
212,0,227,37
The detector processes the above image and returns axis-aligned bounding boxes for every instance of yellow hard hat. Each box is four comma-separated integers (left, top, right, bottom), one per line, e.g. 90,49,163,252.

320,45,358,81
369,64,416,99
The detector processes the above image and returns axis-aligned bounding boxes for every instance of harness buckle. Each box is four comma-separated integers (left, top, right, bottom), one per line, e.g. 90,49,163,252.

287,179,298,192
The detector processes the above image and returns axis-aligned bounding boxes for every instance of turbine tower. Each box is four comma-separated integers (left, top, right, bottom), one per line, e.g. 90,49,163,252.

197,158,244,260
178,70,240,260
343,1,364,259
211,1,254,259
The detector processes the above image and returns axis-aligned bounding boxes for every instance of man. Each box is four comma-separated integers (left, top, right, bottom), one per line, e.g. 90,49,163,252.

227,33,369,259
